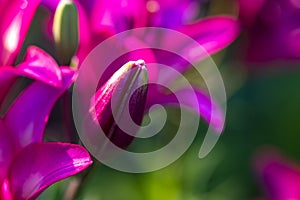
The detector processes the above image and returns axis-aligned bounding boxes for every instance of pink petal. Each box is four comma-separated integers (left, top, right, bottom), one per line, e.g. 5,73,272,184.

147,87,225,133
0,0,9,13
0,46,63,110
238,0,266,28
16,46,62,87
7,142,92,200
3,68,76,151
0,0,41,66
255,150,300,200
178,15,240,60
1,179,13,200
0,67,19,105
96,36,158,85
90,0,147,34
74,0,92,63
146,0,200,28
147,16,240,83
0,120,14,183
40,0,60,11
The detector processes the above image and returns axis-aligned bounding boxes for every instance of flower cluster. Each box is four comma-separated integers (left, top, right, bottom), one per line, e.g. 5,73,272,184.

0,0,243,199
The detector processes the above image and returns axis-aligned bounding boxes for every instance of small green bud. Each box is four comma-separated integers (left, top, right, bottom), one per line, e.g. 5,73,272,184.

53,0,79,65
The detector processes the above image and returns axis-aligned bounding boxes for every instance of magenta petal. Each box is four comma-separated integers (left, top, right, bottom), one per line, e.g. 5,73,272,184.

0,46,62,103
105,36,158,83
74,0,92,63
255,151,300,200
8,142,92,200
0,0,41,66
40,0,60,11
3,68,76,150
90,0,147,33
16,46,62,87
178,15,240,58
238,0,266,28
0,0,9,13
150,16,240,80
0,67,19,105
90,0,115,36
0,120,14,183
147,88,225,133
147,0,200,28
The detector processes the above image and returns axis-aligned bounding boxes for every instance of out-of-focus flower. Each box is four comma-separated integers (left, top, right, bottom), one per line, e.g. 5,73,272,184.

0,0,41,66
0,46,92,200
254,149,300,200
239,0,300,62
42,0,240,65
145,0,203,28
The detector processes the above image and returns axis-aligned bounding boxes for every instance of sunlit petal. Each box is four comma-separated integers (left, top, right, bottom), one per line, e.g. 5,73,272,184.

3,68,75,150
0,0,41,66
7,142,92,200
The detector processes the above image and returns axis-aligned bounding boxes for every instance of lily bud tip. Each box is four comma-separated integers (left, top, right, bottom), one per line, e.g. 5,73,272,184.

133,59,146,69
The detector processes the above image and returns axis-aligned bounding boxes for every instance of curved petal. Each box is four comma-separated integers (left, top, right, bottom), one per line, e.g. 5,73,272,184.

255,150,300,200
150,16,240,83
0,0,41,66
178,15,240,56
16,46,62,87
3,68,76,150
146,87,225,133
74,0,92,64
8,142,92,200
0,46,63,104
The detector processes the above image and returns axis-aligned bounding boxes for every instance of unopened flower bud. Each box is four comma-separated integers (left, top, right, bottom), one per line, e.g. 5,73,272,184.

89,60,148,148
53,0,79,65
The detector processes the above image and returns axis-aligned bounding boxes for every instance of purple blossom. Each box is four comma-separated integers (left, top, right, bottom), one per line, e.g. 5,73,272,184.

41,0,240,134
254,149,300,200
0,46,92,199
239,0,300,62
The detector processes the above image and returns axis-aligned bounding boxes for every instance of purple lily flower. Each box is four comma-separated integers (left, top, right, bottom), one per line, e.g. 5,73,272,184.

42,0,240,133
239,0,300,62
0,46,92,199
0,0,41,66
254,149,300,200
